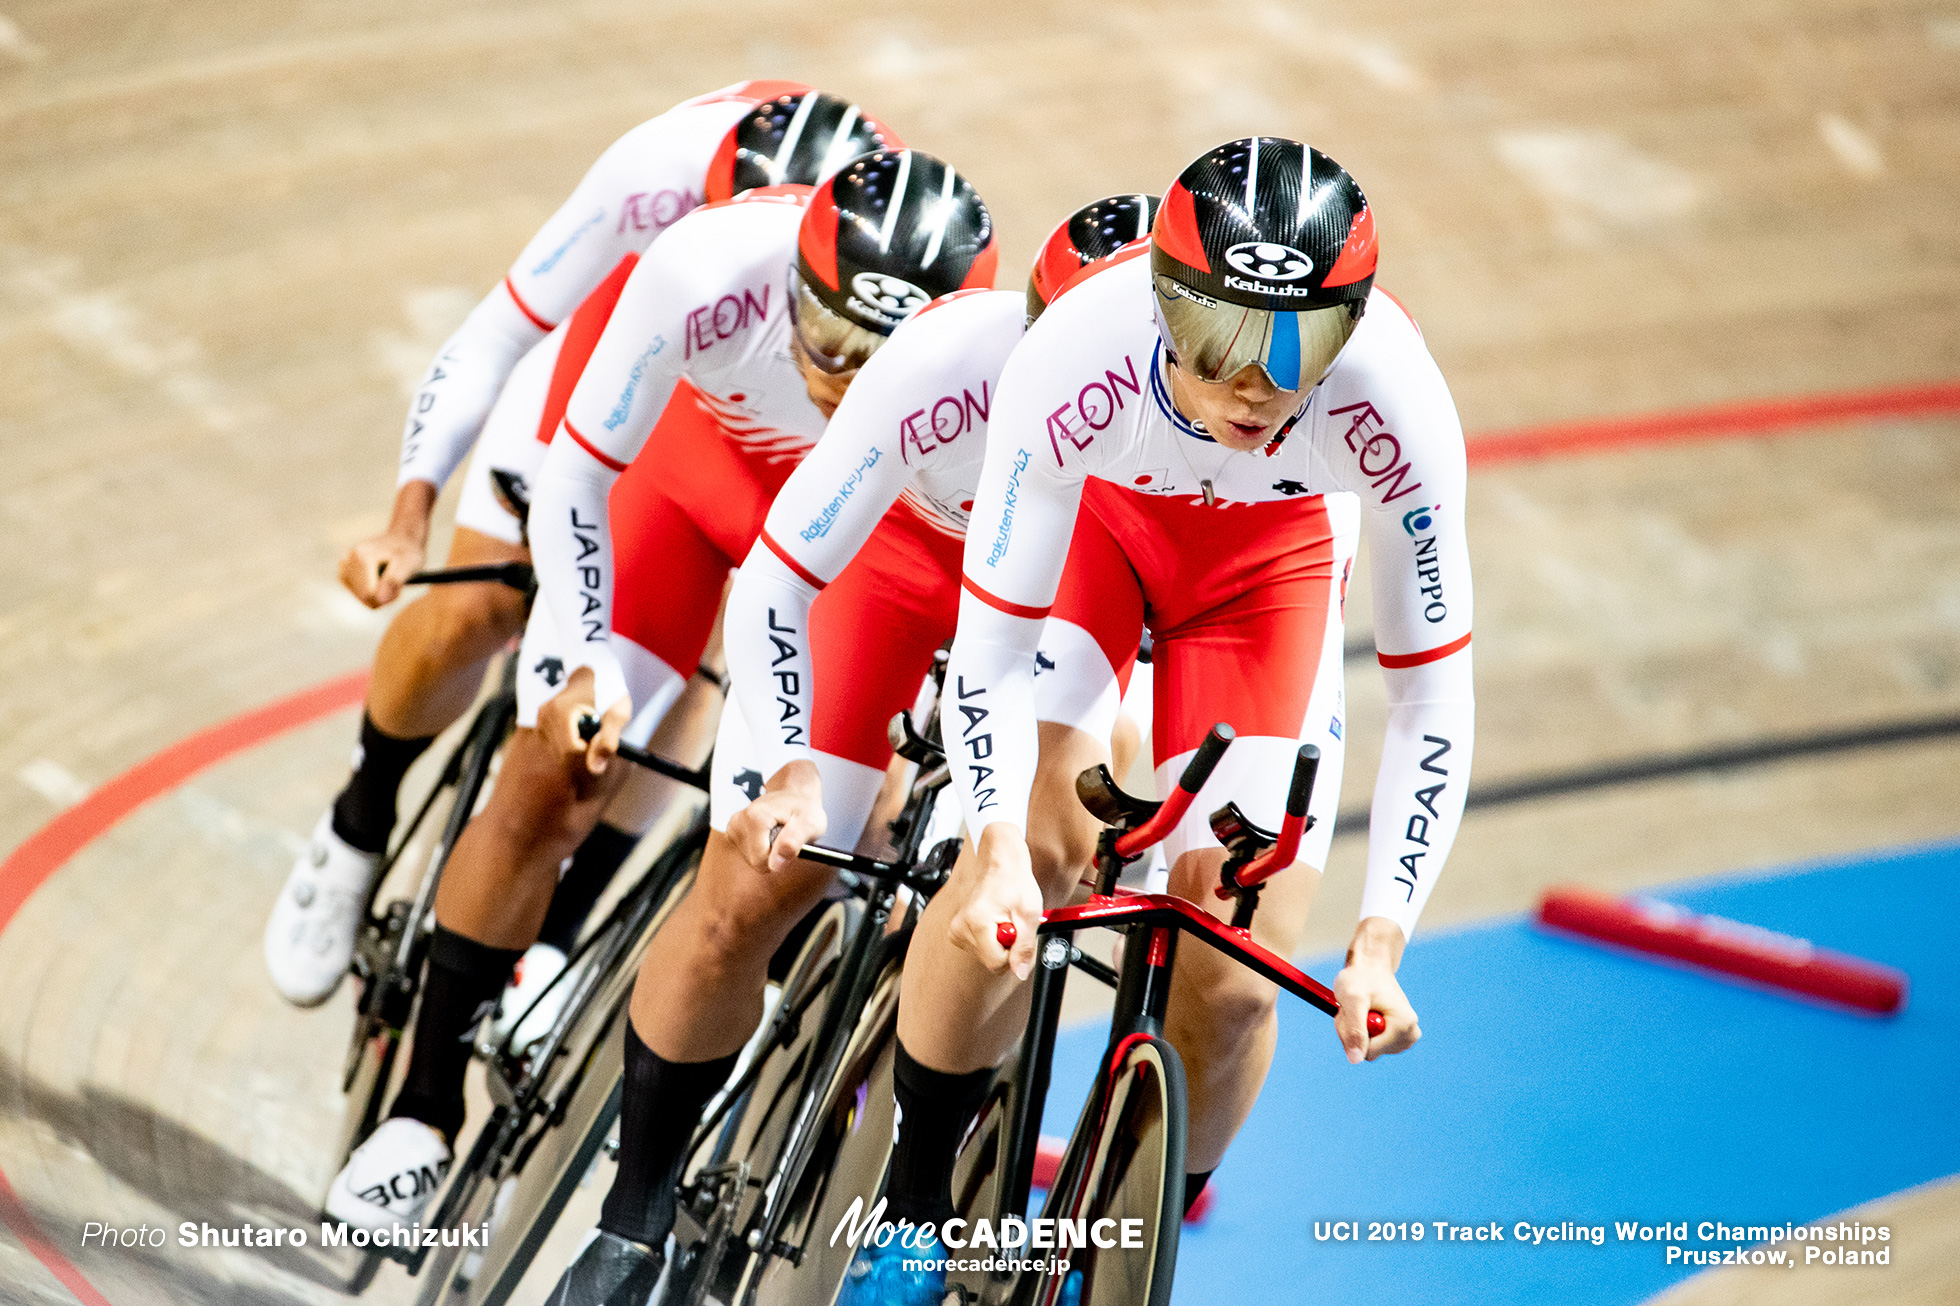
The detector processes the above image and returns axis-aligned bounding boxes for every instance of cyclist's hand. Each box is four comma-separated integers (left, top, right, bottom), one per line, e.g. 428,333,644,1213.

949,823,1041,981
1334,916,1417,1064
338,481,435,607
729,760,827,873
339,529,426,608
539,667,630,777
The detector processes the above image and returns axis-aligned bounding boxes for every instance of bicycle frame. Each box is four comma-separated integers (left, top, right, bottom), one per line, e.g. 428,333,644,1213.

972,729,1376,1302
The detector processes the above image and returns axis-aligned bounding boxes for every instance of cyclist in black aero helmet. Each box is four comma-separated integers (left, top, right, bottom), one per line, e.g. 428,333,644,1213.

537,149,995,1306
878,135,1473,1304
1025,191,1161,324
1151,136,1375,394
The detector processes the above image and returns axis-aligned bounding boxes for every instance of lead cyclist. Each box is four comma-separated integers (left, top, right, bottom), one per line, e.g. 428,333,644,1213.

857,138,1478,1304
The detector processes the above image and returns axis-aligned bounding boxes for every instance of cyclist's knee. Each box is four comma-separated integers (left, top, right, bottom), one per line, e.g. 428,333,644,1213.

692,839,828,974
1186,964,1278,1042
425,583,525,662
1025,808,1100,905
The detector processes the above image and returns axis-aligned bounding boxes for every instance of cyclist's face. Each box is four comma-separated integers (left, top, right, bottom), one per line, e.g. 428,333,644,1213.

1166,359,1302,452
791,333,857,418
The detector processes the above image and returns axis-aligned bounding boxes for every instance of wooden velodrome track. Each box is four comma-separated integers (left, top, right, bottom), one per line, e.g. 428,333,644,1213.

2,0,1956,1302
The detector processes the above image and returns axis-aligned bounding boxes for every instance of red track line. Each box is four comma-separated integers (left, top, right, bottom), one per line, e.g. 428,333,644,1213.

0,376,1950,1303
1467,381,1960,465
0,670,368,1305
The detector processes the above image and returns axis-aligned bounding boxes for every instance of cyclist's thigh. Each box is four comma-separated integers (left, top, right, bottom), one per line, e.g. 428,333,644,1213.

1034,488,1145,750
1144,498,1359,875
807,503,963,769
606,480,730,725
453,325,564,545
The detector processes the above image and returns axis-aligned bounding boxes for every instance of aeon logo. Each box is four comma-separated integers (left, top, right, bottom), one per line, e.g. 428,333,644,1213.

1224,241,1313,283
851,271,929,318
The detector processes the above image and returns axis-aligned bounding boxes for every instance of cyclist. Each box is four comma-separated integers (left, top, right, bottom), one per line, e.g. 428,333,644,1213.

535,193,1154,1305
860,138,1477,1304
263,82,884,1011
322,150,987,1243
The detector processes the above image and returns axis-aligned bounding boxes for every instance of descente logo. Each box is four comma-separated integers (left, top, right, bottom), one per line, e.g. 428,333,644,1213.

829,1196,1142,1253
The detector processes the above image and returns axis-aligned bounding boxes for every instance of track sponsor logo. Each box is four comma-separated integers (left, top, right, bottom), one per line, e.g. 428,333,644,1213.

1223,240,1314,283
900,381,990,463
1328,400,1423,504
686,284,771,359
1045,354,1142,466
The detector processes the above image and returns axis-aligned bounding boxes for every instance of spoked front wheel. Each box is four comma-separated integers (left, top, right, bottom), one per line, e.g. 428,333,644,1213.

1017,1035,1186,1306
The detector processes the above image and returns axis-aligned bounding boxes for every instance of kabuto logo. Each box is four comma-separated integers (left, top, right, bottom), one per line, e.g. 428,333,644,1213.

533,656,566,688
1402,505,1440,536
848,272,929,325
1224,241,1313,283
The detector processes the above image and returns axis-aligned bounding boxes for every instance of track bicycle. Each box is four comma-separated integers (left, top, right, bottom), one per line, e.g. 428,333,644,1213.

944,725,1385,1306
648,679,981,1306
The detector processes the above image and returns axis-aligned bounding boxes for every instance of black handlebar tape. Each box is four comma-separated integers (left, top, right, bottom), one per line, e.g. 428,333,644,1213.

1178,723,1236,793
1287,744,1321,818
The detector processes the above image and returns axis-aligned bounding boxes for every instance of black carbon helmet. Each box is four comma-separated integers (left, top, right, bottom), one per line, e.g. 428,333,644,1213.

1151,138,1375,389
791,150,998,372
704,90,902,203
1026,193,1161,324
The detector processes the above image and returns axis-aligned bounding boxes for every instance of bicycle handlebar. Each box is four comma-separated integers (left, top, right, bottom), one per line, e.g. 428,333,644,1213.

574,711,711,791
1112,723,1234,859
1220,744,1319,894
404,562,535,591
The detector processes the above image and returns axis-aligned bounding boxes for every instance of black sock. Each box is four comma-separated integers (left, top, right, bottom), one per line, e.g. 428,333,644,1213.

598,1021,737,1248
1183,1169,1214,1217
388,926,522,1141
535,823,638,956
884,1040,994,1226
330,713,436,855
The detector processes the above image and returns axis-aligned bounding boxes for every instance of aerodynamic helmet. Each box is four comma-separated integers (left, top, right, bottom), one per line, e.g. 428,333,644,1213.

703,90,901,203
1026,192,1161,325
791,149,997,374
1151,137,1376,390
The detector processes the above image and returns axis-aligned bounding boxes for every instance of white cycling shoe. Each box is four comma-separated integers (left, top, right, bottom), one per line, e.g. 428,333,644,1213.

484,943,571,1056
264,812,381,1006
324,1118,453,1232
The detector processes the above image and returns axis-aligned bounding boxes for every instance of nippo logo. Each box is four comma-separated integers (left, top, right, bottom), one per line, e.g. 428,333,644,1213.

1223,241,1313,283
850,271,929,317
1401,505,1440,536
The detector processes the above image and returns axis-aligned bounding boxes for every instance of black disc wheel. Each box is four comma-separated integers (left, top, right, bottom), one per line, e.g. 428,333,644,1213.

1018,1035,1185,1306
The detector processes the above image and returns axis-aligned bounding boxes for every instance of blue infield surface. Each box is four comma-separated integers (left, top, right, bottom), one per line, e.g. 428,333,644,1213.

1037,839,1960,1305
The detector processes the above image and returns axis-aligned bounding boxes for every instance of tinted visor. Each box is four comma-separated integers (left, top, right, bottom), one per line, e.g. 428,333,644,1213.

790,269,890,375
1153,274,1357,391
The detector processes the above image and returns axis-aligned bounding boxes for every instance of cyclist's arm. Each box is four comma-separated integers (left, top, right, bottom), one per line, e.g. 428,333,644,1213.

944,393,1089,838
528,242,708,714
395,107,728,493
726,294,1021,779
1319,311,1476,944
